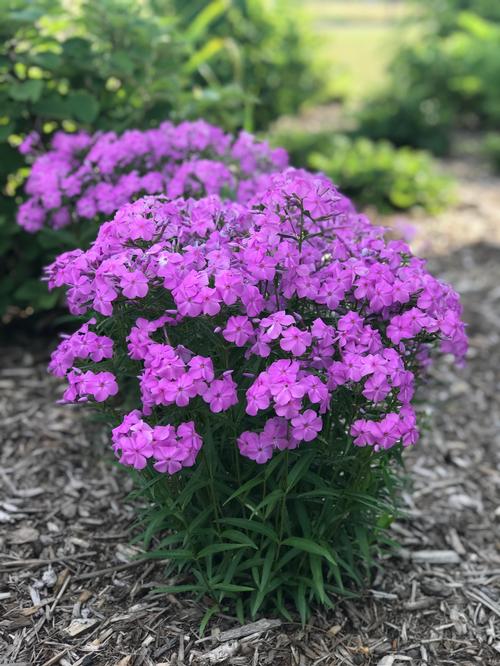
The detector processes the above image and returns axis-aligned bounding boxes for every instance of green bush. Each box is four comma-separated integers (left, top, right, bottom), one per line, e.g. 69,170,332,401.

416,0,500,34
270,130,453,213
171,0,326,131
358,9,500,155
482,132,500,172
0,0,323,321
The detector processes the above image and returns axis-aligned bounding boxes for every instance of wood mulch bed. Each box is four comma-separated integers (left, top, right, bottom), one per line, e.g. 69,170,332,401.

1,242,499,665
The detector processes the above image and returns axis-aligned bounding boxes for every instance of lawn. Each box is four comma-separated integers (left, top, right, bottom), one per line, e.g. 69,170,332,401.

301,0,420,100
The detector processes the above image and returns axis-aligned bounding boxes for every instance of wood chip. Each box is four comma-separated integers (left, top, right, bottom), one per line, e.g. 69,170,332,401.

65,618,99,637
8,526,40,544
411,550,460,564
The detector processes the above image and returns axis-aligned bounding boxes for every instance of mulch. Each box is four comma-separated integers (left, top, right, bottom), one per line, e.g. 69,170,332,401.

1,241,499,665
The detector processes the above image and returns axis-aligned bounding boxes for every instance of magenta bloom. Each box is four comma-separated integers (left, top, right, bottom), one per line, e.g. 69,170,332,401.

81,371,119,402
291,410,322,442
280,326,311,357
223,316,254,347
120,270,149,299
203,376,238,413
238,431,274,464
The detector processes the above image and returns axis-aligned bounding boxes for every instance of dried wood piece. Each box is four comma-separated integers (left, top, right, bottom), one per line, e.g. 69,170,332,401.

465,588,500,618
216,619,282,642
65,618,99,637
8,526,40,544
200,640,239,664
411,550,460,564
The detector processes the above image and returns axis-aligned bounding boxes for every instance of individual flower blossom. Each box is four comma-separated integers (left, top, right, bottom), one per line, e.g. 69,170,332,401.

223,316,254,347
203,375,238,413
261,417,290,451
238,431,274,464
291,409,322,443
279,326,312,357
80,371,119,402
120,270,149,299
260,311,295,340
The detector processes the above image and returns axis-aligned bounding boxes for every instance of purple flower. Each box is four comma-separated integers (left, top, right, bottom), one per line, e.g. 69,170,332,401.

223,316,254,347
291,410,322,442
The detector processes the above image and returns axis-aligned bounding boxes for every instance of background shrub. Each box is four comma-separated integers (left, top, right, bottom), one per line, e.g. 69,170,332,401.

358,5,500,155
0,0,322,320
172,0,326,132
270,129,452,213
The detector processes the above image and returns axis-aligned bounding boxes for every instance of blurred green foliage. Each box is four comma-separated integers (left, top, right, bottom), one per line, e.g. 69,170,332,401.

358,3,500,155
481,132,500,172
270,129,452,214
417,0,500,33
0,0,323,321
171,0,325,131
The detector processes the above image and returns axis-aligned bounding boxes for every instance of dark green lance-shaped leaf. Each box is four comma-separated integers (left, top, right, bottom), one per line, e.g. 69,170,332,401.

199,604,219,636
217,517,279,542
153,583,205,594
196,542,248,559
309,555,326,604
281,537,336,566
286,449,316,492
294,582,308,626
223,474,263,506
144,548,194,560
220,529,258,549
212,582,255,593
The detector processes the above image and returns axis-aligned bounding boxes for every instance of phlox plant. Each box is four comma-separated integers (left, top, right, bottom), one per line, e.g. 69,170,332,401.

46,164,467,622
17,120,288,235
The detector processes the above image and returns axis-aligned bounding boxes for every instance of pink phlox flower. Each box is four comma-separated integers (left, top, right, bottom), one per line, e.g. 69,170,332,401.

237,431,274,464
291,409,322,443
119,270,149,299
81,371,118,402
279,326,311,357
203,375,238,413
222,316,254,347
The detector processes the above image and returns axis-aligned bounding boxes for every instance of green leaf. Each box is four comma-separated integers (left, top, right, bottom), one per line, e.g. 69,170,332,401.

223,474,263,506
153,584,204,594
8,80,44,103
251,488,284,519
220,529,258,549
199,605,219,636
185,0,230,41
309,555,326,604
281,537,336,566
144,548,194,560
212,583,255,593
286,450,316,492
67,91,100,123
218,517,279,542
294,582,308,626
196,543,248,559
0,124,14,141
32,92,71,120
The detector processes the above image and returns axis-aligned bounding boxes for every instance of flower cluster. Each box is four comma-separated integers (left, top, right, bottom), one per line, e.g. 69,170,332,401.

18,120,288,232
47,165,467,475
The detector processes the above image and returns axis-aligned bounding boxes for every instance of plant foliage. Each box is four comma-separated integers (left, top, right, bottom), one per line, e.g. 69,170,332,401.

270,130,453,213
0,0,322,319
45,154,467,619
358,5,500,155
